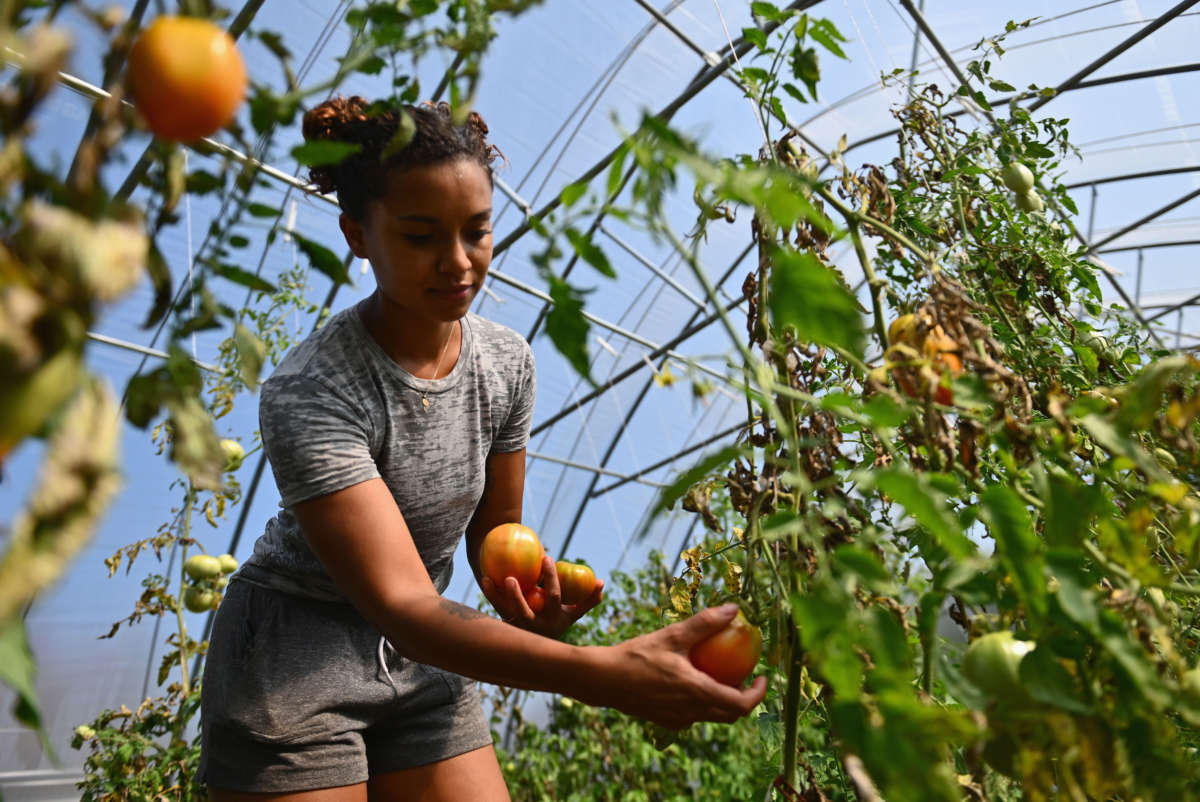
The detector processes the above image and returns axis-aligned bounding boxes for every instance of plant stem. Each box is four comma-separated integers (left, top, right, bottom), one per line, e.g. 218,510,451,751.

175,485,195,698
781,628,804,793
849,219,889,348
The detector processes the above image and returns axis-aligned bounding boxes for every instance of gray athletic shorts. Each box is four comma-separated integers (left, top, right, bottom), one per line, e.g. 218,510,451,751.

198,579,493,793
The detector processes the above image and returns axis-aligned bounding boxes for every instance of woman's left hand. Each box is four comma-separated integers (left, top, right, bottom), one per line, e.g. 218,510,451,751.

480,554,604,639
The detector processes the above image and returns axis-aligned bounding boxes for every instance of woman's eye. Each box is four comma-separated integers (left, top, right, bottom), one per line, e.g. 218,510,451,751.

403,234,432,244
468,228,492,242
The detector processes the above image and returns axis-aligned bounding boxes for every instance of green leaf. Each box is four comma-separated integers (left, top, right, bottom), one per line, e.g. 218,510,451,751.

559,181,588,208
809,18,848,59
750,2,782,21
141,239,173,329
860,393,911,428
246,203,281,219
290,140,362,167
233,324,266,390
291,232,352,286
833,545,893,591
1045,473,1107,549
871,468,974,560
186,170,224,195
564,228,616,278
767,247,864,356
0,617,54,760
979,484,1046,620
213,263,276,294
741,26,767,50
1072,343,1099,376
543,273,592,384
1019,645,1092,714
656,444,749,512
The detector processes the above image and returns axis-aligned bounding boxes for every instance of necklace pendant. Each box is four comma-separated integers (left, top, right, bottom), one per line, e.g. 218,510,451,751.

421,395,430,412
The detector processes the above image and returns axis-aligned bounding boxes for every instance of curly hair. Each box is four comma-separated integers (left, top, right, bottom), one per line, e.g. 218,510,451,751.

301,96,503,220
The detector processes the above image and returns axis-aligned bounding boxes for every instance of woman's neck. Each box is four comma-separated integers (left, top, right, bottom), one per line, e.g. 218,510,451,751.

357,293,461,379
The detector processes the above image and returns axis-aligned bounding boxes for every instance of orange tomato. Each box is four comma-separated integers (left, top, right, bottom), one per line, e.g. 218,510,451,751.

480,523,545,592
689,610,763,686
555,561,598,605
126,16,247,141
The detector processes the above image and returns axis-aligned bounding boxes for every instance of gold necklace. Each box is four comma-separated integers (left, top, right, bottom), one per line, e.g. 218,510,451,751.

421,321,457,412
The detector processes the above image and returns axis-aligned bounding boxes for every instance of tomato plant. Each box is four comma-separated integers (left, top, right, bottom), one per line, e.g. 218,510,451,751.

689,610,762,687
555,560,597,605
480,523,545,592
126,15,247,141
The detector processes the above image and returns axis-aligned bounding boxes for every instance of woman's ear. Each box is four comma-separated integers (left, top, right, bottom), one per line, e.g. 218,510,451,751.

339,212,370,259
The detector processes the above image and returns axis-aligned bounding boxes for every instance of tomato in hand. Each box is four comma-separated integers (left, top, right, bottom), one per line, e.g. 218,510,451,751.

480,523,545,592
524,586,546,614
126,16,247,141
555,561,597,605
689,609,763,686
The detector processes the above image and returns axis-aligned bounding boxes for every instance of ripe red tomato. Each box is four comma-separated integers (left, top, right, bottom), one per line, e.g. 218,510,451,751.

524,586,546,614
689,610,763,686
555,561,597,605
126,16,247,141
480,523,545,592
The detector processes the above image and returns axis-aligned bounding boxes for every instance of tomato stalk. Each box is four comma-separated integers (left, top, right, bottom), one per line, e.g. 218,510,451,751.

848,218,889,348
174,483,196,699
781,630,804,792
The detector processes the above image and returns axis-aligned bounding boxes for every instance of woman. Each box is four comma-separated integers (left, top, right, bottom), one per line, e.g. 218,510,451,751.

198,97,766,801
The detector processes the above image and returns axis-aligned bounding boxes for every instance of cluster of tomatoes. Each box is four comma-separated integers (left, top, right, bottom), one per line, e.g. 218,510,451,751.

478,523,599,612
479,523,763,687
181,552,238,613
872,312,964,406
1000,162,1043,214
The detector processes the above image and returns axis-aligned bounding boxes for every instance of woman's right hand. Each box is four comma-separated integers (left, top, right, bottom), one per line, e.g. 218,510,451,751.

583,604,768,730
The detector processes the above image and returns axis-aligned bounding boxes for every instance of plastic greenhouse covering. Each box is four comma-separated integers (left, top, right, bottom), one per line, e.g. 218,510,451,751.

3,0,1200,797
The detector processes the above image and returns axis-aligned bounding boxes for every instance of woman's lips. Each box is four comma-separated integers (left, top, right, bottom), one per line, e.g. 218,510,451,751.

433,284,473,301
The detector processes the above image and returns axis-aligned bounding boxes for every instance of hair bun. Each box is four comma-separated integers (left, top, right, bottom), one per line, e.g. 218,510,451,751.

302,96,371,144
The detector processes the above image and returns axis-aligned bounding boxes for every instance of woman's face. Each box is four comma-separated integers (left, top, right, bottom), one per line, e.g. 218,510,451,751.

340,157,493,324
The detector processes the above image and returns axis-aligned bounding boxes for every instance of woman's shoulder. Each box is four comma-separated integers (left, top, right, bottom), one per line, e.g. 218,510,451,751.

466,312,532,358
267,307,365,385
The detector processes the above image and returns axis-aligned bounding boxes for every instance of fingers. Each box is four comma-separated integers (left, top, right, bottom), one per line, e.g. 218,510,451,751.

537,554,561,607
669,603,740,649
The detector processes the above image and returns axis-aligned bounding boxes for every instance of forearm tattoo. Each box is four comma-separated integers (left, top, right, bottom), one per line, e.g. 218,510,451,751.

439,598,488,621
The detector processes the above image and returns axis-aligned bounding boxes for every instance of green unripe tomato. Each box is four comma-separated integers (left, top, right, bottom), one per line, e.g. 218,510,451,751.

1000,162,1035,194
963,631,1035,698
1015,191,1044,213
184,553,222,581
1154,447,1178,470
220,438,245,472
182,585,218,613
217,553,239,574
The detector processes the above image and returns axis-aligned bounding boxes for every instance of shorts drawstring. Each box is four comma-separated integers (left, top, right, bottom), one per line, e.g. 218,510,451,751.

377,636,400,693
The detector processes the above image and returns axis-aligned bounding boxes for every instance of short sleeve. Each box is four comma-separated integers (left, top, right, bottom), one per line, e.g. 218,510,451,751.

491,340,536,454
259,374,381,507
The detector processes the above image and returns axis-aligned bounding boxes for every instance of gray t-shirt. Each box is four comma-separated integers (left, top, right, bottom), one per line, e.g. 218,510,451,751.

243,305,535,602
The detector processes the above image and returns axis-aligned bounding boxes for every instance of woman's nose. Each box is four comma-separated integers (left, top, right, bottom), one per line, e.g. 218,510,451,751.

439,237,472,273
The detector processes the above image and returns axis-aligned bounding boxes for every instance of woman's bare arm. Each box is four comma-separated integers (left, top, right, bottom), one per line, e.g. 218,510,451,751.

292,476,766,730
